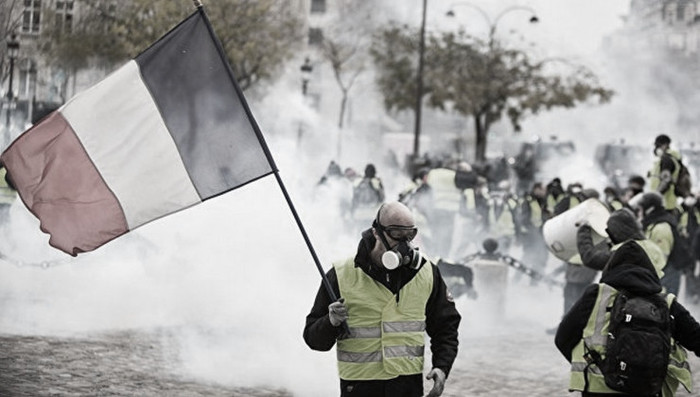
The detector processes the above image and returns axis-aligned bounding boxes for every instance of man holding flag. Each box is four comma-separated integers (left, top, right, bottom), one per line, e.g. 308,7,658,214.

304,201,461,397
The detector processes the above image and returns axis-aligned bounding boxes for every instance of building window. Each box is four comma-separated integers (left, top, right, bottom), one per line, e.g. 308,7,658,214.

18,60,37,100
310,0,326,14
22,0,42,34
55,0,75,33
308,27,324,46
684,3,695,23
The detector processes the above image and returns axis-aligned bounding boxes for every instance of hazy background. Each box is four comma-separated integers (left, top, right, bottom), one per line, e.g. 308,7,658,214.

1,1,696,396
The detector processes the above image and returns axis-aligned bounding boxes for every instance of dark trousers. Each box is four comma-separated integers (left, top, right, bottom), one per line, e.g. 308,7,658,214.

661,264,682,296
340,375,423,397
564,282,591,315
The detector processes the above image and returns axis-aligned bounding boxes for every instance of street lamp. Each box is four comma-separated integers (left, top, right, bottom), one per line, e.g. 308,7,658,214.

446,3,539,48
28,62,37,124
300,57,313,96
5,31,19,134
298,57,314,149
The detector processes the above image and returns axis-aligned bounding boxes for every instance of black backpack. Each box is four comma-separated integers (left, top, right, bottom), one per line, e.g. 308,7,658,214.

601,290,672,396
353,178,380,206
675,159,692,198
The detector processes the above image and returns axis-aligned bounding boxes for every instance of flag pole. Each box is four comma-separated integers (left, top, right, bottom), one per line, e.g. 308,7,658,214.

196,5,348,333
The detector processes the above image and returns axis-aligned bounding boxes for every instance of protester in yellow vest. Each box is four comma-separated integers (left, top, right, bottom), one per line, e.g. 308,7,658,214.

517,182,549,284
424,164,463,258
632,191,692,296
485,180,520,254
303,201,461,397
648,134,683,212
602,186,624,211
576,207,666,278
555,241,700,396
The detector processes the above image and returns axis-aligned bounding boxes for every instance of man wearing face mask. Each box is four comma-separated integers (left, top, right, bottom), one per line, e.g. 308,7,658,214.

303,201,461,397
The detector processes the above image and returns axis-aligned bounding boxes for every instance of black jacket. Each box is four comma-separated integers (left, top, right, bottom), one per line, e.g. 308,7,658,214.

555,241,700,364
576,225,614,271
303,229,461,394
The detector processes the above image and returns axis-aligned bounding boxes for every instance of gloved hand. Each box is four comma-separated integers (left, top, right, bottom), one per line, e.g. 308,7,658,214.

328,298,348,327
425,367,446,397
574,219,590,228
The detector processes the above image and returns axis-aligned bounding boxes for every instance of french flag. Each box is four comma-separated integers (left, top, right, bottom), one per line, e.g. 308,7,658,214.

0,9,275,256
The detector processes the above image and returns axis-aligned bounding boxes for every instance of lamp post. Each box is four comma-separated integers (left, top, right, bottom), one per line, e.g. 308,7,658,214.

5,32,20,138
28,62,37,125
446,3,538,49
445,3,538,162
300,57,313,96
298,57,313,148
412,0,428,167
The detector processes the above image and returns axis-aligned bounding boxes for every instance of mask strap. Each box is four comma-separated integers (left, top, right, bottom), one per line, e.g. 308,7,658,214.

373,204,393,251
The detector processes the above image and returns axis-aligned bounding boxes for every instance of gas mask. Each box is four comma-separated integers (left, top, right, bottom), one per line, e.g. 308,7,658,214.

381,240,421,270
373,213,421,270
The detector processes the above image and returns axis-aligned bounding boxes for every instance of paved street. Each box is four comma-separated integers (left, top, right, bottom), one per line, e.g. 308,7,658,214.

3,281,700,397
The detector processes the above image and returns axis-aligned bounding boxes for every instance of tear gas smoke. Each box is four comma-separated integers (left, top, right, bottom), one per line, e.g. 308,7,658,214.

4,2,699,396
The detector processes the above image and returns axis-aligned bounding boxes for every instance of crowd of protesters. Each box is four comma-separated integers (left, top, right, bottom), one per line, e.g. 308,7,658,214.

313,135,700,302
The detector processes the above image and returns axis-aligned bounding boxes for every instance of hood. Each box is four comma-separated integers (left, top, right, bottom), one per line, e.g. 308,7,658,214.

641,208,677,230
354,228,376,271
606,208,645,244
600,240,662,295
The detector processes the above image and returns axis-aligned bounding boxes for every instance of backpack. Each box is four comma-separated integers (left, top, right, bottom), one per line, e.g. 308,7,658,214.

674,159,692,198
353,178,381,207
600,290,672,396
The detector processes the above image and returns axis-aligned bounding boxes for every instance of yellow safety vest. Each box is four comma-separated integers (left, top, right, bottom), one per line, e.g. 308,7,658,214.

425,168,461,212
334,257,433,380
649,150,682,211
462,188,476,212
521,195,543,229
569,284,692,395
0,167,16,205
488,196,518,238
611,239,666,279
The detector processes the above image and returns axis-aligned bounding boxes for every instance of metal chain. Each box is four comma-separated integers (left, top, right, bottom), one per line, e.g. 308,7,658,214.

461,251,565,288
0,249,73,269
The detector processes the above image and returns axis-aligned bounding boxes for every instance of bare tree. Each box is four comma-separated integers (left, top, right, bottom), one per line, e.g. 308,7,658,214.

319,1,375,129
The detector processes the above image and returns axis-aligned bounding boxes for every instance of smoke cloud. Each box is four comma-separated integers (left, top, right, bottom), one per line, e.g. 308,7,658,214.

2,2,699,396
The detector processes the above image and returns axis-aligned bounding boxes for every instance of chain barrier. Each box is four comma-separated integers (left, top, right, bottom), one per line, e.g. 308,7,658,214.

0,249,73,269
460,250,565,288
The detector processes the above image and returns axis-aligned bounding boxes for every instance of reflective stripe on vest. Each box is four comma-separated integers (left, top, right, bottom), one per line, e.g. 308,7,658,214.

569,284,692,395
334,257,433,380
